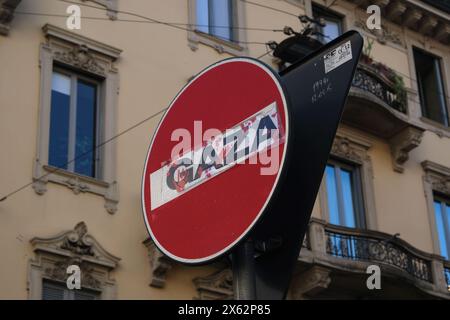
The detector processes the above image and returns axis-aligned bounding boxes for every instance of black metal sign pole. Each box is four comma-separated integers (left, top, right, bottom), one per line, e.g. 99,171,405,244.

231,31,362,300
232,240,256,300
250,31,363,300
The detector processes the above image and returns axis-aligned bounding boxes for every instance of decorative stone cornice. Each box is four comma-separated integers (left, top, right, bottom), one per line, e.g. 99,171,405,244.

403,7,423,27
347,0,450,45
54,44,106,75
31,222,120,269
420,15,439,35
43,24,122,61
422,160,450,196
331,130,372,165
435,22,450,42
193,268,233,300
354,18,405,47
389,126,424,173
143,239,173,288
28,222,120,297
42,24,121,77
43,259,102,290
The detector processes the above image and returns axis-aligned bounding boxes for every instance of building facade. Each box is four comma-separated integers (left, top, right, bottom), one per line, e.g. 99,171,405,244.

0,0,449,299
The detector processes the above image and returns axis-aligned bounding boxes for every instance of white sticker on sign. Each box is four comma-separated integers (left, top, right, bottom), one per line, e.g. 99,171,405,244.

324,41,352,74
149,102,283,211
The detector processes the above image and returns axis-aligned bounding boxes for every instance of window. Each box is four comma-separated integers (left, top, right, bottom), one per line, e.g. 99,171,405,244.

324,160,365,228
413,48,449,126
49,70,100,178
196,0,235,42
433,196,450,260
312,5,343,44
34,25,121,213
42,280,100,300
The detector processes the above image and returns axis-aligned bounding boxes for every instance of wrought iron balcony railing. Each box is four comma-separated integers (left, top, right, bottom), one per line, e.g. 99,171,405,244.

445,266,450,292
352,63,407,114
300,219,450,297
325,230,431,282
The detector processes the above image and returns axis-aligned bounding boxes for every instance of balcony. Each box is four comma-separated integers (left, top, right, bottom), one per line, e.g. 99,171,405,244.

343,55,424,172
290,218,450,299
352,59,407,114
344,55,412,138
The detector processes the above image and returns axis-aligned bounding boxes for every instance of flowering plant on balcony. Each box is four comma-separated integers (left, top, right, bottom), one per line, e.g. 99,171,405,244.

357,39,407,112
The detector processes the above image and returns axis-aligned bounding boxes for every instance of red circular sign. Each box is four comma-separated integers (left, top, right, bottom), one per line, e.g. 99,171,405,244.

142,58,289,264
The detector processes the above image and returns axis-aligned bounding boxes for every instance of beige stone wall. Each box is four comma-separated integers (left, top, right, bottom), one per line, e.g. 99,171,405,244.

0,0,449,299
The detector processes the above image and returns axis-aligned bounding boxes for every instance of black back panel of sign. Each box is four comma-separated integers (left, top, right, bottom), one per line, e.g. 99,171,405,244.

251,31,363,299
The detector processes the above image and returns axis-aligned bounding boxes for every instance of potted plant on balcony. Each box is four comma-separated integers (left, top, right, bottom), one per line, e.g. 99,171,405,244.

358,38,407,112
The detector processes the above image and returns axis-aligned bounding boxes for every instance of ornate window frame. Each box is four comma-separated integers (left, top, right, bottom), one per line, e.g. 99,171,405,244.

28,222,120,300
187,0,247,55
422,160,450,256
33,24,122,214
318,127,378,230
193,268,233,300
406,32,450,138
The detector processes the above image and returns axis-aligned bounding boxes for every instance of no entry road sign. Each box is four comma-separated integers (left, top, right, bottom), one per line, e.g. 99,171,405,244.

142,58,290,264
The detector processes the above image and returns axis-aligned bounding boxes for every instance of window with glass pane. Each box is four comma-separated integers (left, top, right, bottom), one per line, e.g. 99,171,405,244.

325,161,365,228
196,0,234,41
413,48,449,127
313,5,343,44
433,196,450,260
42,280,99,300
49,70,99,178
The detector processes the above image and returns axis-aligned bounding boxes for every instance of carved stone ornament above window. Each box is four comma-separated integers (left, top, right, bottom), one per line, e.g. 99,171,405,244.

33,24,122,214
28,222,121,299
331,134,371,165
354,18,405,48
0,0,21,36
422,161,450,197
143,239,174,288
42,24,121,76
348,0,450,45
82,0,118,20
193,268,233,300
54,44,105,75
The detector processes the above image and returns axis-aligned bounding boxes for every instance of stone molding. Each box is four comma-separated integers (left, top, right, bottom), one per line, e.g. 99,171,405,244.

193,268,233,300
389,126,424,173
28,222,120,299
